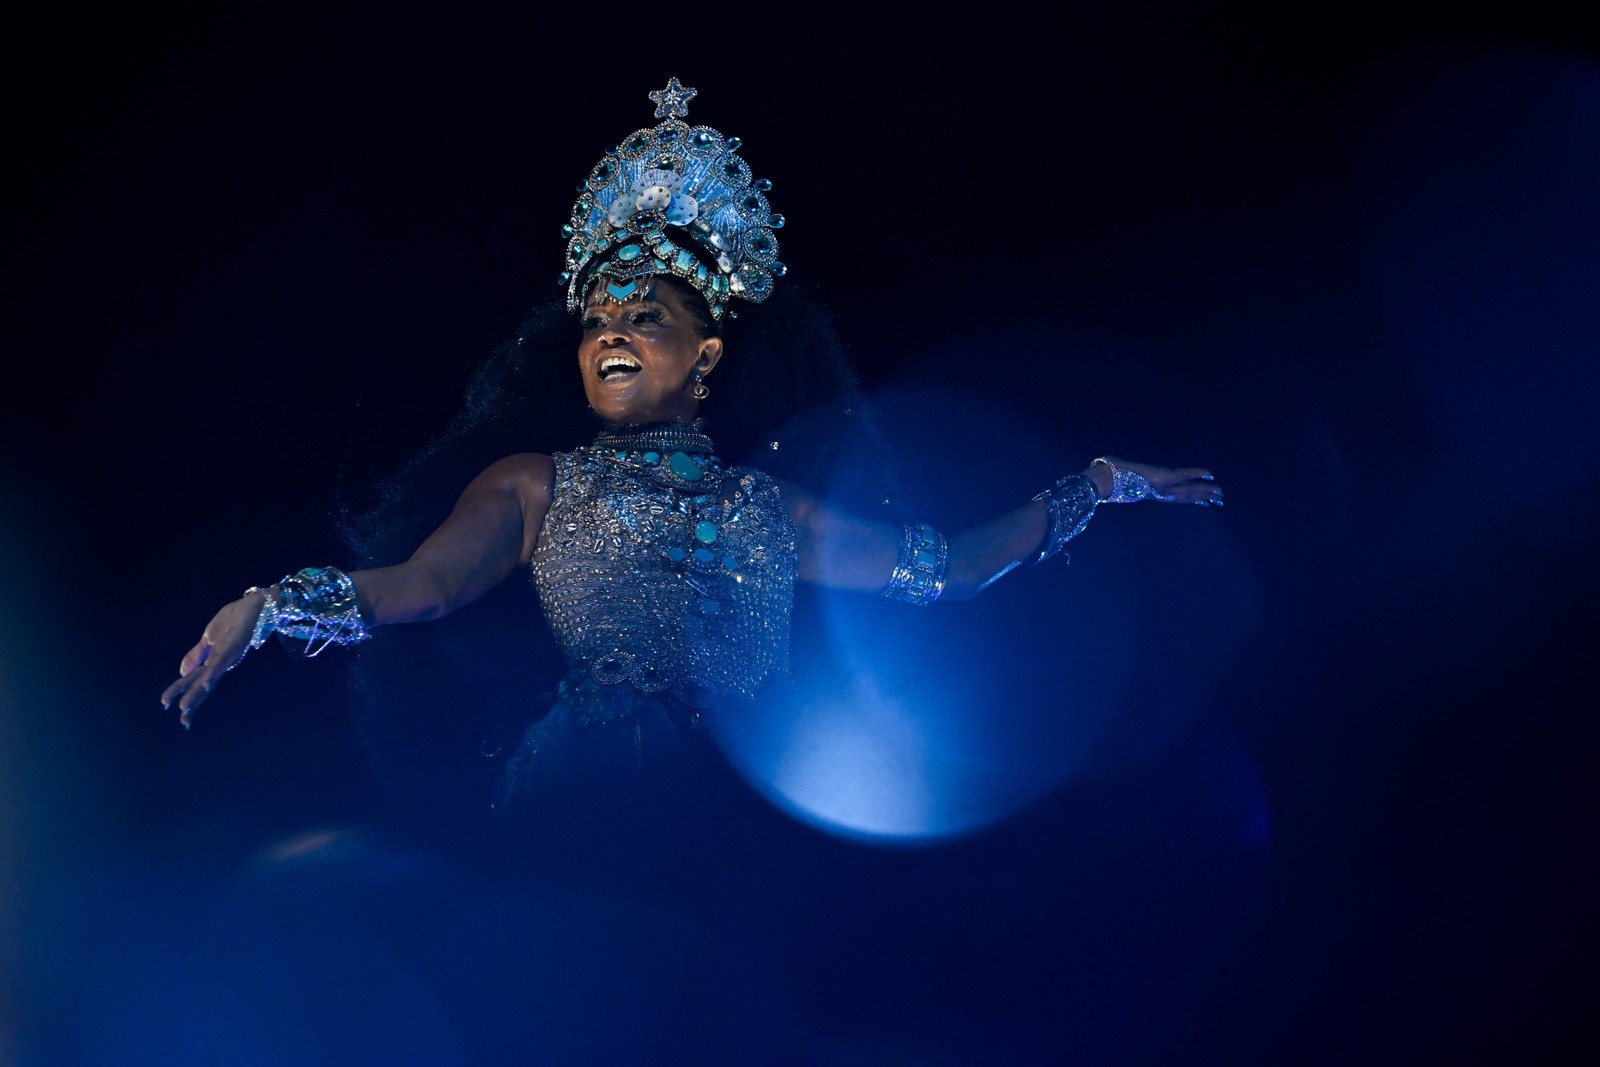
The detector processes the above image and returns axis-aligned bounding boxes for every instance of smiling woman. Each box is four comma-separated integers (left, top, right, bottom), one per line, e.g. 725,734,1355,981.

160,79,1224,828
578,277,723,426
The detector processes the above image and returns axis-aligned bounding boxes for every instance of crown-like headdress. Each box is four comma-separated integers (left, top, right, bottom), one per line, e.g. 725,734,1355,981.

559,78,785,320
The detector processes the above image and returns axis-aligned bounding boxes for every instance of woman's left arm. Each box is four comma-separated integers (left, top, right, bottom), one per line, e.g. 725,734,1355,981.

779,457,1222,603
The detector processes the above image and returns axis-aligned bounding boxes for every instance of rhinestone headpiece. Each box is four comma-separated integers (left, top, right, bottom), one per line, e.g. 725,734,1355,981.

559,78,786,321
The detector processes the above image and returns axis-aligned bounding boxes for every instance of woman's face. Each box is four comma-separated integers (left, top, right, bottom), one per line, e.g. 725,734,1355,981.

577,277,722,425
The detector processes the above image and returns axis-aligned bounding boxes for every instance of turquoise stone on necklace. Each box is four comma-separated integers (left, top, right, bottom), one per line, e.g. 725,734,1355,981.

669,451,702,480
694,521,718,544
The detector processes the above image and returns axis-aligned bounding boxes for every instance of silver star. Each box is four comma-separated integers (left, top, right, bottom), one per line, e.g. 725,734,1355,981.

647,77,696,120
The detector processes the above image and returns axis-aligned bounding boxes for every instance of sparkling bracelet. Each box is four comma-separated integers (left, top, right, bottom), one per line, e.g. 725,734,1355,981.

1032,474,1100,563
242,586,280,649
881,523,949,606
271,566,371,656
1090,457,1172,503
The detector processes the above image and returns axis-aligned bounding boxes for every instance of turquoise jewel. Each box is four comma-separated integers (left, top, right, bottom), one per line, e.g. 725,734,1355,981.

769,214,785,229
669,451,702,480
694,521,718,544
561,223,575,238
674,248,695,271
614,451,628,460
693,547,714,563
666,546,686,562
915,549,936,567
616,244,642,262
606,280,639,301
722,555,738,570
725,137,742,151
643,451,660,464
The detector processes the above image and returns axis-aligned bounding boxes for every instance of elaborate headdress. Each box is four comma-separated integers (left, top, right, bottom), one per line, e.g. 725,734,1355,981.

559,78,785,321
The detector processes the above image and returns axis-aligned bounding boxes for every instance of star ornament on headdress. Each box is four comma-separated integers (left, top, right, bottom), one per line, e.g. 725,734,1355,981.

647,77,696,119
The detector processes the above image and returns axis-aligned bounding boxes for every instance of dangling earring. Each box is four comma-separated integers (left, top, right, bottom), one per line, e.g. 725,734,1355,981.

691,370,710,400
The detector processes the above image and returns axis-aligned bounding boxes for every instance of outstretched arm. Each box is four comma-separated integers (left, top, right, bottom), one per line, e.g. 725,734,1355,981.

779,456,1221,603
161,452,554,725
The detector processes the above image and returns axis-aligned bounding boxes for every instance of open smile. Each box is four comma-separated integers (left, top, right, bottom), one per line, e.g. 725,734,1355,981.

597,354,643,381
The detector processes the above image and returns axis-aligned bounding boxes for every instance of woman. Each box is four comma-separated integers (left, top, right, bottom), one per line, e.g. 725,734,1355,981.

160,81,1223,810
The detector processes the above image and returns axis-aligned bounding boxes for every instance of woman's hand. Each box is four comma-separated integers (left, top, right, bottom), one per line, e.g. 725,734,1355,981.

1085,456,1224,506
160,590,269,728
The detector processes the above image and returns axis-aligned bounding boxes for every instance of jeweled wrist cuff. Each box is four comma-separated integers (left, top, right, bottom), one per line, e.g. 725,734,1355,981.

269,566,371,655
1032,474,1100,563
881,523,949,606
1091,457,1169,503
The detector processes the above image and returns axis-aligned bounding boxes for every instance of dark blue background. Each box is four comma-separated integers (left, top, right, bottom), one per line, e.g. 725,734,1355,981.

3,4,1597,1063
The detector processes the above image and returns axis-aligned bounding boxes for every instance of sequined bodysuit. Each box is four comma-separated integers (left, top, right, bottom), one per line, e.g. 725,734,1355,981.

531,430,798,719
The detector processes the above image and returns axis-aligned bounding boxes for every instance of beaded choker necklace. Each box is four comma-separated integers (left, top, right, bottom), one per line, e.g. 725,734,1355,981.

591,419,715,455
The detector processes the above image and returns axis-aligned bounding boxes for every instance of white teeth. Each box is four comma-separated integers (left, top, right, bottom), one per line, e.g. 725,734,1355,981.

598,355,641,378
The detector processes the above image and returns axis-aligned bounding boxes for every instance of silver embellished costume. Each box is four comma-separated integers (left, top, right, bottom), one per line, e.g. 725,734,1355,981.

499,427,797,813
532,428,798,715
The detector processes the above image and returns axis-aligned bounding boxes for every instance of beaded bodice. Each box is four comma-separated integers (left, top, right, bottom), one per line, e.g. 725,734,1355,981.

532,432,798,706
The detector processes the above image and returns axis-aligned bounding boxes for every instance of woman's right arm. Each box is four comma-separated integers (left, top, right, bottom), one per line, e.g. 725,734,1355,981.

161,452,554,726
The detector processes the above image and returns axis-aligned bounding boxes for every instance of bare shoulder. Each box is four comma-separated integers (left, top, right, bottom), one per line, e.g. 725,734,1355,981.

462,453,557,564
769,475,818,526
469,452,555,500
